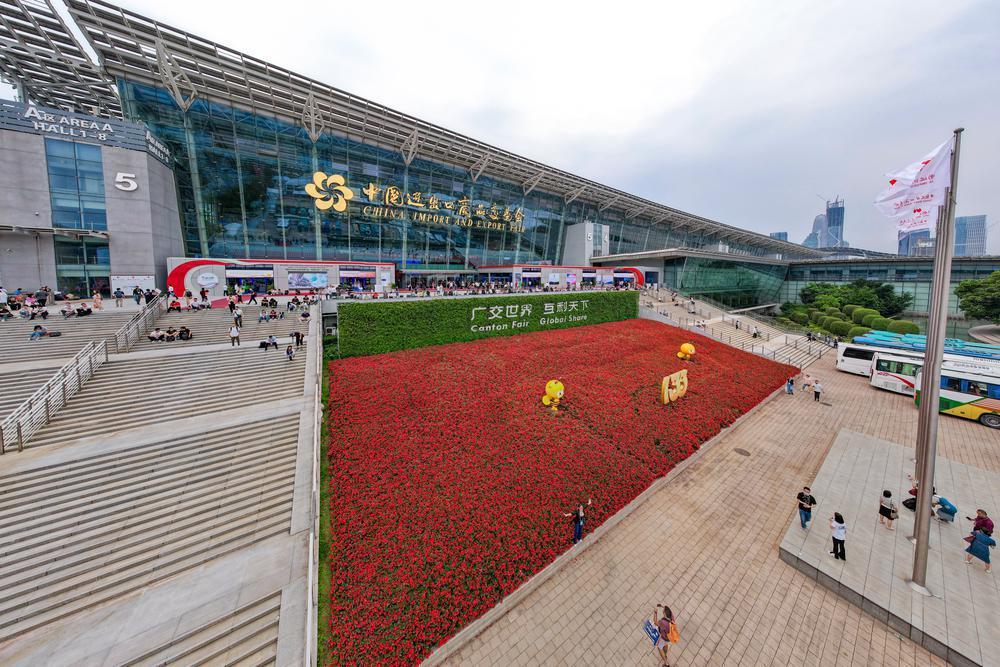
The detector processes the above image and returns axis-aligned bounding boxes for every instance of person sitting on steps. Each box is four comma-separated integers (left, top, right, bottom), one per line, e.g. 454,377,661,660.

178,326,192,341
147,327,165,342
165,327,179,342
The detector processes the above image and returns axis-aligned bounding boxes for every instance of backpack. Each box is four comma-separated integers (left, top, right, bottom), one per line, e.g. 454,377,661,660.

666,620,680,643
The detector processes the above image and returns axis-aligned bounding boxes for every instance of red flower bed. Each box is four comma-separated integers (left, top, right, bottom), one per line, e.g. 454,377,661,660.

326,318,794,664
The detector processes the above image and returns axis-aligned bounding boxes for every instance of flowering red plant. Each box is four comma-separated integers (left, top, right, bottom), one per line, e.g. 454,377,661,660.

326,318,792,664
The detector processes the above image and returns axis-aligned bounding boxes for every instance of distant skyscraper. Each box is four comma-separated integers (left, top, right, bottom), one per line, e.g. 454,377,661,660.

954,215,987,256
769,232,788,242
825,198,846,247
898,229,932,256
802,214,827,249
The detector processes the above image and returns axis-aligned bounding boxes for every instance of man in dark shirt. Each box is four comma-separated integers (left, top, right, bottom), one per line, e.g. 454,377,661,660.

796,486,817,530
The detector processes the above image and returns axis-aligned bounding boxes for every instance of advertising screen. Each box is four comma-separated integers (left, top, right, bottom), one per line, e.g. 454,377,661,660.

288,272,328,289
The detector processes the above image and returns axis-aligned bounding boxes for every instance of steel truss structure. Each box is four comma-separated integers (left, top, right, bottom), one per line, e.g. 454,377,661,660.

0,0,824,259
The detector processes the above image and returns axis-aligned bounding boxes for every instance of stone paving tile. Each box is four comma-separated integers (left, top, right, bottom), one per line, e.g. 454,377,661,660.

441,353,1000,666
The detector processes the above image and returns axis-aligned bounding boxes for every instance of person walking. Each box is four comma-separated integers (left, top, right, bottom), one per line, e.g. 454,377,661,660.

813,380,823,402
802,373,813,393
829,512,847,561
785,378,795,395
247,289,258,305
562,498,592,544
132,286,143,305
228,296,237,313
285,344,295,361
878,490,897,530
233,306,243,328
652,604,679,667
964,529,995,573
967,509,994,536
92,292,103,311
229,324,241,347
797,486,817,530
113,287,125,307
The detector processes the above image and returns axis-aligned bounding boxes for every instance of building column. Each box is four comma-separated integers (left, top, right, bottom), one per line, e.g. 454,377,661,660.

310,144,322,260
181,113,209,256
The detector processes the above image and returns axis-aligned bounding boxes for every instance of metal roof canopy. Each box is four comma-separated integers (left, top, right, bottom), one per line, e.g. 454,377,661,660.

0,0,121,116
3,0,824,259
592,247,793,267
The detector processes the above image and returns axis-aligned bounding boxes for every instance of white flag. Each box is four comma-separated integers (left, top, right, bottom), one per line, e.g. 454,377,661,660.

873,137,953,233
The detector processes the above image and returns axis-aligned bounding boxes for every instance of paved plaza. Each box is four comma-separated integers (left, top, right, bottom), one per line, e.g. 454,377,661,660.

435,354,1000,666
781,431,999,667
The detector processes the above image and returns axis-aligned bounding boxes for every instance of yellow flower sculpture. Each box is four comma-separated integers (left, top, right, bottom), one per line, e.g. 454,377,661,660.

305,171,355,211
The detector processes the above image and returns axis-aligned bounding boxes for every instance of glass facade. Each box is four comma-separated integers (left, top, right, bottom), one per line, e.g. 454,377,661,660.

44,138,107,231
780,260,1000,316
661,257,787,308
955,215,987,257
54,237,111,297
116,80,811,274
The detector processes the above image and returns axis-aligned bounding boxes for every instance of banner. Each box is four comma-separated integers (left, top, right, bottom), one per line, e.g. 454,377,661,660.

873,138,953,234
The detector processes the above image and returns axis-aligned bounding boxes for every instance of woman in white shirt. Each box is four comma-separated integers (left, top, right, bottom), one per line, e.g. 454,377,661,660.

229,325,240,346
878,490,897,530
829,513,847,561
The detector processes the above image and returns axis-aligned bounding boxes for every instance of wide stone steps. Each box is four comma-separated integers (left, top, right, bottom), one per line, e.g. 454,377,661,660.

122,592,281,666
0,367,56,420
0,310,133,360
132,307,311,350
0,416,299,644
22,345,305,449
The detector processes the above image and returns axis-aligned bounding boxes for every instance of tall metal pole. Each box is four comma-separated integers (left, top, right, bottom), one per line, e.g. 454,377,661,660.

909,128,963,593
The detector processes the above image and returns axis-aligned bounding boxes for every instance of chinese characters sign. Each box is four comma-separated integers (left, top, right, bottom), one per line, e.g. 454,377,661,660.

469,299,590,333
305,171,526,234
661,369,689,404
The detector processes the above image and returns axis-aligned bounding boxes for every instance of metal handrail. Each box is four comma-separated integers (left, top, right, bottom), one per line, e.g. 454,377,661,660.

113,295,166,352
0,339,109,454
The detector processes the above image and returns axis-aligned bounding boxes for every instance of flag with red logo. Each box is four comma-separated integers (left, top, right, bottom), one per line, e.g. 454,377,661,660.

873,138,953,233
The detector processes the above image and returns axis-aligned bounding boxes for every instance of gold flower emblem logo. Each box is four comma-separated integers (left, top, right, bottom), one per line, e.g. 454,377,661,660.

305,171,355,212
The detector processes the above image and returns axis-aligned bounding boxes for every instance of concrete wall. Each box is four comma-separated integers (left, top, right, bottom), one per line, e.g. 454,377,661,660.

103,146,183,289
0,131,58,289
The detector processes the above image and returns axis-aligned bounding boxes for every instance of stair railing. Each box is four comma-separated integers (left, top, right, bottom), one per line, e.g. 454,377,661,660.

113,296,167,353
0,339,108,454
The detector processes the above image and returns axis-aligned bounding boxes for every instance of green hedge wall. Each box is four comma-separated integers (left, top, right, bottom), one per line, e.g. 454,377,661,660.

847,326,872,339
843,304,861,317
337,291,640,357
829,320,854,337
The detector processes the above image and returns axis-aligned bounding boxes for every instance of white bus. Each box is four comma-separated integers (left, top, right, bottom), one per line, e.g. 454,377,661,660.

836,343,922,376
869,354,1000,396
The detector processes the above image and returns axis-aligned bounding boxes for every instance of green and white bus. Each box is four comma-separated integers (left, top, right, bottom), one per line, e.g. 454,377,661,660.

914,367,1000,429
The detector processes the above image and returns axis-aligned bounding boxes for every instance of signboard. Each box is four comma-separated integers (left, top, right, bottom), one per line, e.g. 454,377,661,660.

288,271,329,289
226,269,274,278
196,272,220,288
305,170,527,234
0,100,171,166
111,274,155,292
643,620,660,645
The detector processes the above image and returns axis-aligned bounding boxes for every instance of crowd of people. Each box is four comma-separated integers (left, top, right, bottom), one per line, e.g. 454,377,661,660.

795,478,994,571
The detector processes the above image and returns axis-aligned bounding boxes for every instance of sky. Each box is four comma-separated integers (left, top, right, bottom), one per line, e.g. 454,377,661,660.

5,1,998,253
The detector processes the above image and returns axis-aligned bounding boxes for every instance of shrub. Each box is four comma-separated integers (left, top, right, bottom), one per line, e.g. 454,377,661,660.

887,320,920,335
847,326,872,339
869,317,891,331
819,316,837,331
843,304,861,317
829,320,854,337
825,307,842,317
789,312,809,325
853,308,878,324
809,311,824,324
861,313,880,327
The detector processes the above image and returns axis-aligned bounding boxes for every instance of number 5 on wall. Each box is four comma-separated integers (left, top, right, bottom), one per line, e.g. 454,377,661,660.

661,369,689,404
114,172,138,191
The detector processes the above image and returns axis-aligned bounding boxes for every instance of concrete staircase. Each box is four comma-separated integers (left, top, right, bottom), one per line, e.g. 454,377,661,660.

0,310,133,361
121,591,281,666
0,415,299,645
22,345,306,450
132,306,311,351
0,367,56,420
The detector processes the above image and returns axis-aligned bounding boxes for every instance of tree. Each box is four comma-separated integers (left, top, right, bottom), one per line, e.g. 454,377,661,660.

797,280,912,317
955,271,1000,323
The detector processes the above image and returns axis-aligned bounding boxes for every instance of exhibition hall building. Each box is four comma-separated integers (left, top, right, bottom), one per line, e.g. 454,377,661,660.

0,0,997,313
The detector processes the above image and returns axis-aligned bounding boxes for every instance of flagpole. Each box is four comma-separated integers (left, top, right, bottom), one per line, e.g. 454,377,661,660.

908,127,963,594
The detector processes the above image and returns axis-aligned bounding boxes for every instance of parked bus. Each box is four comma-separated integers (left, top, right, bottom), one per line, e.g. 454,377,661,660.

870,353,1000,396
914,368,1000,429
837,343,922,376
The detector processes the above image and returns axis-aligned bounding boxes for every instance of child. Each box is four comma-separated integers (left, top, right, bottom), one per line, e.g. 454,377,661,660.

286,344,295,361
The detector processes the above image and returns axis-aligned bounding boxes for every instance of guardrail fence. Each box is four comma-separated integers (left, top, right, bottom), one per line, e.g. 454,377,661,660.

113,296,166,352
0,339,109,454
